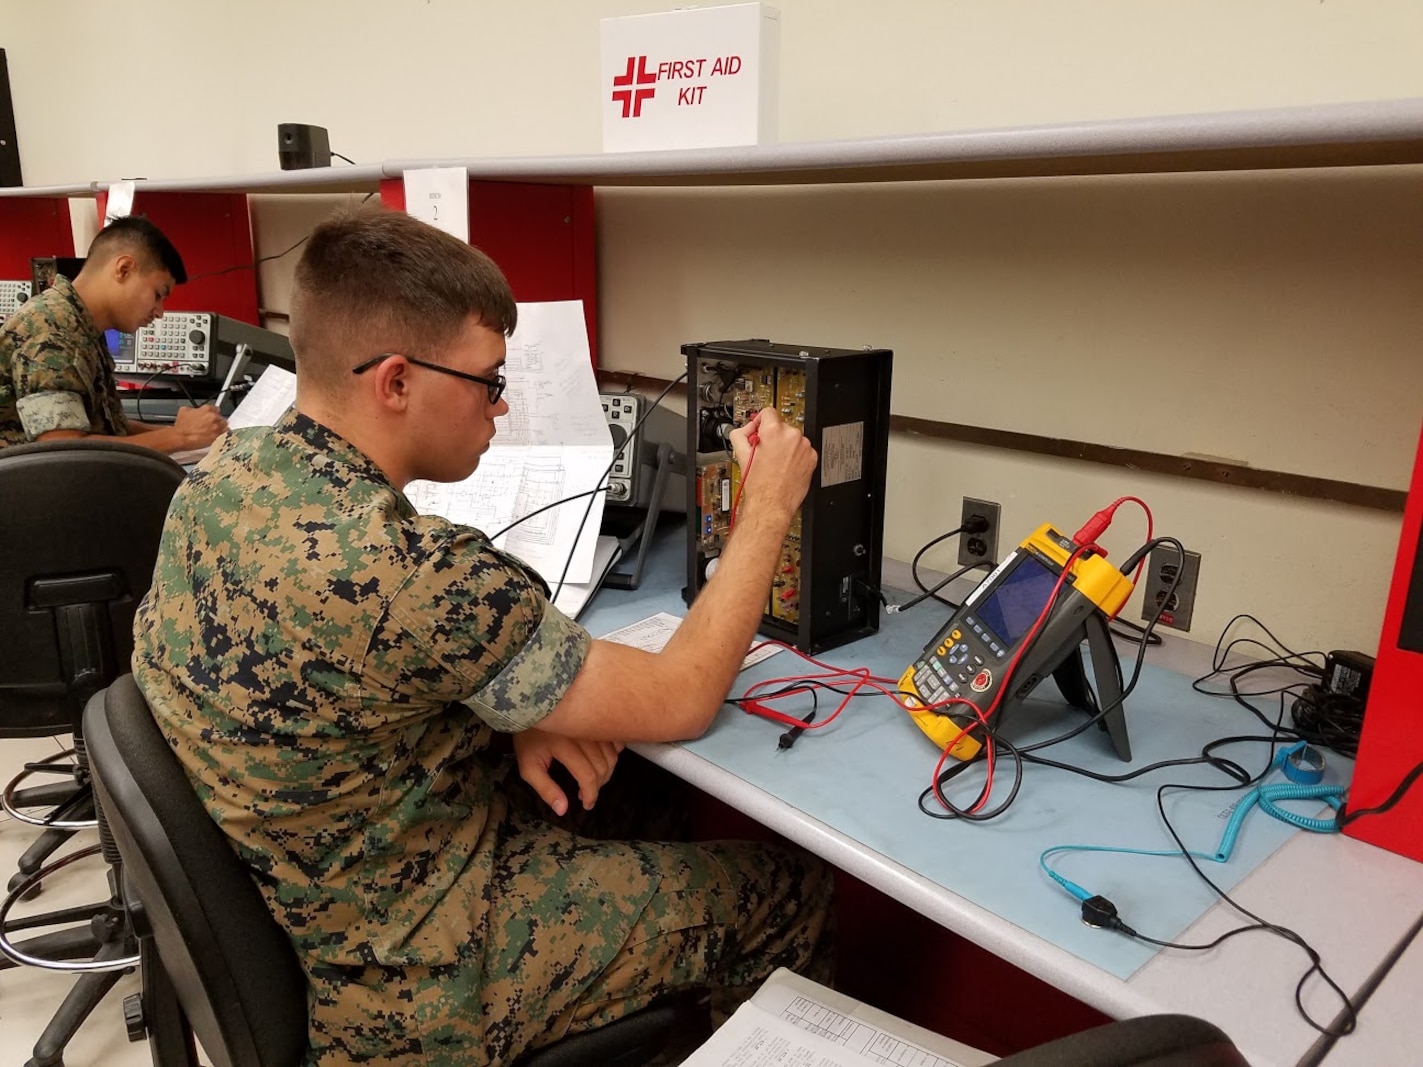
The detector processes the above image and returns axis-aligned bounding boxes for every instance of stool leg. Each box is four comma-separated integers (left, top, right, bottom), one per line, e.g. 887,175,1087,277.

23,940,134,1067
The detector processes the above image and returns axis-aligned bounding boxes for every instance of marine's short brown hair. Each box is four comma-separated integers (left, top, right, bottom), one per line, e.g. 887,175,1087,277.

289,206,517,393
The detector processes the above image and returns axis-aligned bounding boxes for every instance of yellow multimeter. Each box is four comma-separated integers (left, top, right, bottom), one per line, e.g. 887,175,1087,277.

899,523,1136,764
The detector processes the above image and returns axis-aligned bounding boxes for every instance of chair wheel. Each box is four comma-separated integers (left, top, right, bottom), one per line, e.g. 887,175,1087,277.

8,872,42,899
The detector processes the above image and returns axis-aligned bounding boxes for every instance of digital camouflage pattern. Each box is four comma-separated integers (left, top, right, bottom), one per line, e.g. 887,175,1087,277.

0,276,128,447
133,410,834,1065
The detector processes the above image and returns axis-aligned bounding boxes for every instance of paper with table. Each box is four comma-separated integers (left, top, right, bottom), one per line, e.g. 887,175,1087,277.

404,300,612,585
227,365,297,430
221,305,614,588
681,968,991,1067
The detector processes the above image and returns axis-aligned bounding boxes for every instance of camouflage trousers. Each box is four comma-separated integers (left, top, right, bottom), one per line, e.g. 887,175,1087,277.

488,754,836,1061
304,753,835,1067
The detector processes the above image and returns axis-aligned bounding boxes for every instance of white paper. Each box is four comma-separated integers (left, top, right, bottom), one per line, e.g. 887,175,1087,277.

550,535,622,620
405,301,612,585
681,968,986,1067
402,167,469,241
226,365,297,430
598,612,782,672
104,180,136,224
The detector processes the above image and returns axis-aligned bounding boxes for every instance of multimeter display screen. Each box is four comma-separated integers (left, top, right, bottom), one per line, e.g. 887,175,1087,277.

976,555,1061,647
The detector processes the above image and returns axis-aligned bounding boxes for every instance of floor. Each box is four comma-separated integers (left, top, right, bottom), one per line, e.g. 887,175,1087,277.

0,734,155,1067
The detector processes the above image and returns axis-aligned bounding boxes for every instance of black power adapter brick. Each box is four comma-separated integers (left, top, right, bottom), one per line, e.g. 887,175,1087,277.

1323,649,1375,701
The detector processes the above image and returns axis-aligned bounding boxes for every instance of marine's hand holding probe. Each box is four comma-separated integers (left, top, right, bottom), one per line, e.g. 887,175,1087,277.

726,407,817,527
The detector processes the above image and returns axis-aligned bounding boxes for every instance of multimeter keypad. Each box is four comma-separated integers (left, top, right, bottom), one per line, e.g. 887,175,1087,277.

909,613,1012,709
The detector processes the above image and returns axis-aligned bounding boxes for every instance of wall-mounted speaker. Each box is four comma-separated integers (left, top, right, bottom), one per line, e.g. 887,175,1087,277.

277,123,332,171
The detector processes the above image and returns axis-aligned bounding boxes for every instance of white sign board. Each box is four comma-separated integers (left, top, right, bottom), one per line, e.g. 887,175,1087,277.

601,3,780,153
402,167,469,242
104,180,136,224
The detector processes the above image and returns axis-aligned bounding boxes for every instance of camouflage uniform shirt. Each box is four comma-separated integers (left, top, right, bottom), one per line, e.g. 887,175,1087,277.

0,276,127,447
132,411,652,1064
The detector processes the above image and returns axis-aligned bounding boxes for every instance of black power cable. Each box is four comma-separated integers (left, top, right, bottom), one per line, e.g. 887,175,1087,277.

185,191,376,285
890,559,994,615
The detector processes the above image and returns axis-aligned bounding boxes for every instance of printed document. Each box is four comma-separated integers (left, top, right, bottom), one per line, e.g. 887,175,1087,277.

549,535,622,620
404,301,613,585
214,309,613,587
598,612,783,672
226,365,297,430
681,968,991,1067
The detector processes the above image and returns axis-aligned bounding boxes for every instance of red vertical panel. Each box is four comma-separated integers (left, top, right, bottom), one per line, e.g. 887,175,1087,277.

381,176,598,365
379,178,405,211
0,198,74,279
1345,421,1423,863
568,185,598,370
94,190,259,325
467,181,598,366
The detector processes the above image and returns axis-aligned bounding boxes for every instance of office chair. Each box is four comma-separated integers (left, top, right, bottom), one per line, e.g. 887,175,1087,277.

991,1013,1249,1065
0,437,186,1067
85,674,694,1067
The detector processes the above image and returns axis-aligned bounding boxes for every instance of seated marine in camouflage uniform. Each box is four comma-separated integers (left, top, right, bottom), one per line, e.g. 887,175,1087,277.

0,215,227,453
132,206,835,1065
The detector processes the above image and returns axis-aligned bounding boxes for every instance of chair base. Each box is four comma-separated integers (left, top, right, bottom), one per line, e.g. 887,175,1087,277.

3,750,96,830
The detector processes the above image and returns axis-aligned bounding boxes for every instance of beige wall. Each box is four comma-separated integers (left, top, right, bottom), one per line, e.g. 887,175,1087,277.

5,0,1421,652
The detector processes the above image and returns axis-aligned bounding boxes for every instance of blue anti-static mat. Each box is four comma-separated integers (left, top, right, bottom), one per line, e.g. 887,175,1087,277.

583,544,1349,980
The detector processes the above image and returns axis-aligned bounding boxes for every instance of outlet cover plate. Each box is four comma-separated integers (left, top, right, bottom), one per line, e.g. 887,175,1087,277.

1141,547,1201,632
957,497,1001,568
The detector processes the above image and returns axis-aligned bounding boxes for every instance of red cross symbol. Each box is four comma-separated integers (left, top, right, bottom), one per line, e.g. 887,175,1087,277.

612,55,657,118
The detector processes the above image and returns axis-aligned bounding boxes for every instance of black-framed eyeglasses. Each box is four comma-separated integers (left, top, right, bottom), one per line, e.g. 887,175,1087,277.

352,353,506,405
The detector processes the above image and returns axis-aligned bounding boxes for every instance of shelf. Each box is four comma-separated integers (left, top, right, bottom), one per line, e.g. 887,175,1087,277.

4,96,1423,198
0,167,383,198
387,96,1423,186
0,182,96,198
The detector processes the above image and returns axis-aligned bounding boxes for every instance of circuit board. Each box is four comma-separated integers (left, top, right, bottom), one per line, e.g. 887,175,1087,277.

694,361,806,621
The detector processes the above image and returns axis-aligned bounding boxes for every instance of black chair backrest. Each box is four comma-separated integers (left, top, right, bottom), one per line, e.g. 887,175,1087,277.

992,1013,1249,1066
85,675,309,1067
0,439,184,735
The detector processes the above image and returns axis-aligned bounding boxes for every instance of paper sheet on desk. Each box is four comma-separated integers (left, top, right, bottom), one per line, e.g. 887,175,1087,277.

226,365,297,430
161,366,299,468
598,612,783,672
681,968,986,1067
550,535,621,620
404,301,612,584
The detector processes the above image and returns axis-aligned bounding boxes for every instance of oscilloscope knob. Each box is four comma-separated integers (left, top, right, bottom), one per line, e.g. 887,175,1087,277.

189,329,207,346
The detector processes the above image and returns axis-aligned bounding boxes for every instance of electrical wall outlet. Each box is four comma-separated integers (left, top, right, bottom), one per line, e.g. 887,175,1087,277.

957,497,1001,568
1140,546,1201,632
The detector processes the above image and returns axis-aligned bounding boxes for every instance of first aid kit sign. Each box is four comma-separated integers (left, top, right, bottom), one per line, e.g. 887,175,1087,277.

601,3,780,153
